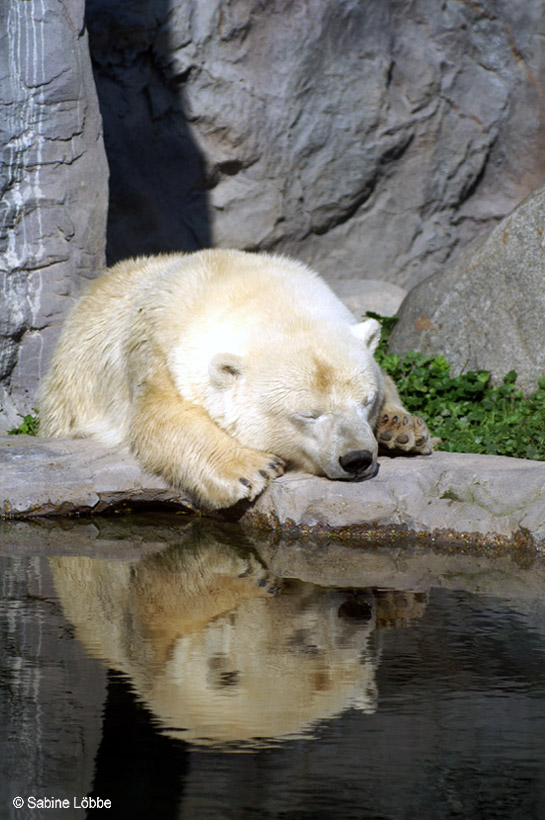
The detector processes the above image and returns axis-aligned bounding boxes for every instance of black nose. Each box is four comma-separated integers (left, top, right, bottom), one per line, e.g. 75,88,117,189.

339,449,374,476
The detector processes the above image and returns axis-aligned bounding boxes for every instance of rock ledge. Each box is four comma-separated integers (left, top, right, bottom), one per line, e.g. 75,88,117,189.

1,437,544,551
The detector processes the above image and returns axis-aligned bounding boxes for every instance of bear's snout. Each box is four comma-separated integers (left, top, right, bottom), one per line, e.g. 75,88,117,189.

338,449,375,480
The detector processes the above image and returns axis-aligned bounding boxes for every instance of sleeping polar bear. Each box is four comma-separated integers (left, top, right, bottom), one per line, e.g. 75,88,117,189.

39,249,431,509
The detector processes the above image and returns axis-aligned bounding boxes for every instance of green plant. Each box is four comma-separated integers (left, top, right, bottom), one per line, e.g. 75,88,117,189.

367,312,545,461
8,409,40,436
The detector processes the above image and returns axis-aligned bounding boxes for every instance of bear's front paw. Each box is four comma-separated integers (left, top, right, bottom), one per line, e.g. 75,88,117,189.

204,450,285,509
376,409,432,455
237,452,285,500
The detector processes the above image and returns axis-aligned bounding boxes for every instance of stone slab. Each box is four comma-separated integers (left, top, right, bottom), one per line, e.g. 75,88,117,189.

0,436,191,518
1,436,544,550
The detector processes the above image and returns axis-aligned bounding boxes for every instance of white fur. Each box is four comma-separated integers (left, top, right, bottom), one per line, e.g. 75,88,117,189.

39,249,398,508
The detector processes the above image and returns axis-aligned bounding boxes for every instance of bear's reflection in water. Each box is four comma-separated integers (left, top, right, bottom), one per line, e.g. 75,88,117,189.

50,527,426,748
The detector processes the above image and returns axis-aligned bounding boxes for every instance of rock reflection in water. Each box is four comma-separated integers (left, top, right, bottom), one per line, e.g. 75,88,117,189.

49,525,426,748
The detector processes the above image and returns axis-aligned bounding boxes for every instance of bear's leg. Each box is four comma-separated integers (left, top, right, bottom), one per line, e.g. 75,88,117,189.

375,373,433,455
129,372,285,509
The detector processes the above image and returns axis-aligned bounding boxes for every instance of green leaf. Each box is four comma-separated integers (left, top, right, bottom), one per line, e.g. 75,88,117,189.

375,348,545,461
8,410,40,436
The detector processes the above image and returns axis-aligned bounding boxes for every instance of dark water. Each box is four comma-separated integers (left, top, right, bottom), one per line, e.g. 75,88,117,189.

1,518,545,820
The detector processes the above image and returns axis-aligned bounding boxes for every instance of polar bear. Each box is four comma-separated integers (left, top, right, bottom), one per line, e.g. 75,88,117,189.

39,249,431,509
50,533,380,746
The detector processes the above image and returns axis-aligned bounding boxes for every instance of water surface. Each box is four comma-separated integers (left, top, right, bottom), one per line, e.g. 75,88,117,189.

1,518,545,819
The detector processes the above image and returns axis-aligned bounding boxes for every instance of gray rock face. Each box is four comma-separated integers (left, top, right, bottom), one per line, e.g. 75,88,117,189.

330,279,407,319
0,0,108,431
87,0,545,290
389,184,545,394
3,0,545,431
1,437,544,550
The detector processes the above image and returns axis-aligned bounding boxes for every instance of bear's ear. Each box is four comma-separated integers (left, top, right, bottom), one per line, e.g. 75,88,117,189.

350,318,381,353
209,353,244,389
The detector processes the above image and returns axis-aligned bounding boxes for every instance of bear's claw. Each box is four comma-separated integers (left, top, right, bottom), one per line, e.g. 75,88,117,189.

195,451,284,509
230,451,285,505
376,409,432,455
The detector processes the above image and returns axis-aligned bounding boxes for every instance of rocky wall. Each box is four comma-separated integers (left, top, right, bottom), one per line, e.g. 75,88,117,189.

3,0,545,428
88,0,545,287
0,0,108,430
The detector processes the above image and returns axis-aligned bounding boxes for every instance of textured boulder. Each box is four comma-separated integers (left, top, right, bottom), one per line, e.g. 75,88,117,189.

389,184,545,394
0,0,108,431
87,0,545,290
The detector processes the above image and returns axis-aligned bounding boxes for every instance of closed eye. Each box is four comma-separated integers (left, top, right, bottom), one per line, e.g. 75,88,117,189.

293,410,323,422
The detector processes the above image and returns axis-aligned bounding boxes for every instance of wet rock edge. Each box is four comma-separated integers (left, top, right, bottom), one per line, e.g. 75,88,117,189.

1,436,544,554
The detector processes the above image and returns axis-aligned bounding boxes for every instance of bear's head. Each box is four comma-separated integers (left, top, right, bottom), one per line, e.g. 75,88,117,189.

205,317,384,481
